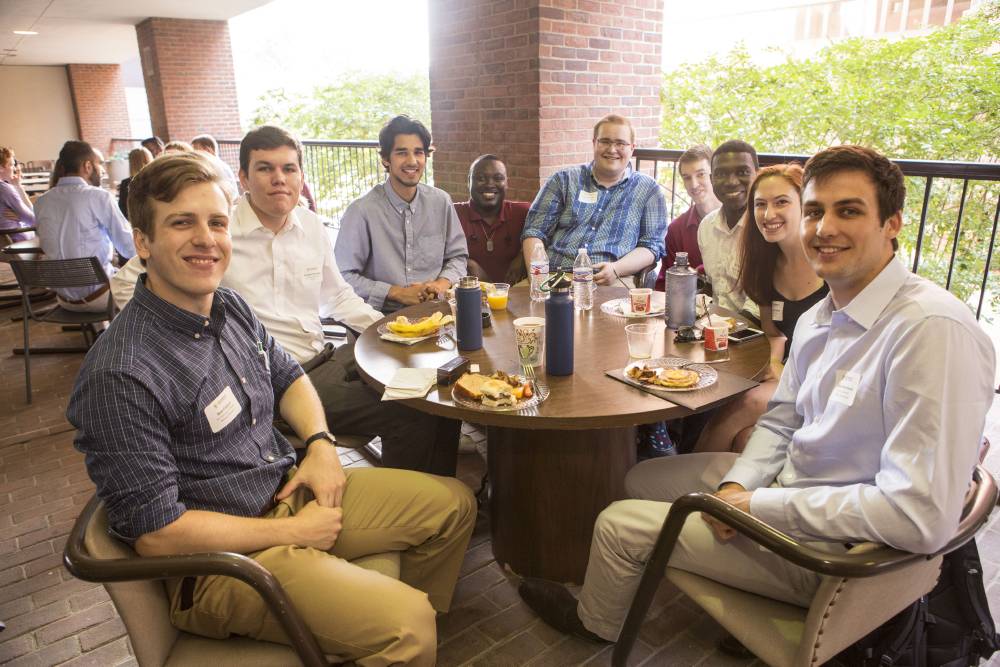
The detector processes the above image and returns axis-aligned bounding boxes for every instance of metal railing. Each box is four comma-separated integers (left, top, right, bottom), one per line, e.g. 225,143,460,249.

635,148,1000,322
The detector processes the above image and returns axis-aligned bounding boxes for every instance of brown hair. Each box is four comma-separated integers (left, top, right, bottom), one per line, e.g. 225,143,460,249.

738,164,805,306
240,125,303,173
128,147,153,178
592,114,635,145
127,152,231,241
0,146,13,166
678,144,713,168
163,140,193,153
803,145,904,252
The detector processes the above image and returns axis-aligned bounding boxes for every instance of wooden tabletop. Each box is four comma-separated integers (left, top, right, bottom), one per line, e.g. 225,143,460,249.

354,286,770,430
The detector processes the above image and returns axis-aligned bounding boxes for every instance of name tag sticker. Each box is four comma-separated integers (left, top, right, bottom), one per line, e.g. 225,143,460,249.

303,266,321,280
204,386,241,433
771,300,784,322
830,370,861,407
578,190,598,204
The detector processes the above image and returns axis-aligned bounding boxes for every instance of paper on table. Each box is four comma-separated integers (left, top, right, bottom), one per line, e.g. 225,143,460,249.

380,331,436,345
382,367,437,401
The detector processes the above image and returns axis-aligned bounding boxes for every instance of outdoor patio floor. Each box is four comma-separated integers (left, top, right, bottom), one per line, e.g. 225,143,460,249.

2,268,1000,666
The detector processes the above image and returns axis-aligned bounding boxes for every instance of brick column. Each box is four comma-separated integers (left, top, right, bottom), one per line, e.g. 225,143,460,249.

428,0,663,203
65,64,131,156
135,18,242,143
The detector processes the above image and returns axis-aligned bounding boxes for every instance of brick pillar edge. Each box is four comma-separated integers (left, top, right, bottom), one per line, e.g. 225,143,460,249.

65,64,131,157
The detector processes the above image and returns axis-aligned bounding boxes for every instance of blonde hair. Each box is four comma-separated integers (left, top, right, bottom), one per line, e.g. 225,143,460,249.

127,152,231,240
592,114,635,145
128,147,153,177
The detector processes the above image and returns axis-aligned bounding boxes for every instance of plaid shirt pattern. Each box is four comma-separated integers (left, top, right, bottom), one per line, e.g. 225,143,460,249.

521,163,667,271
67,275,303,543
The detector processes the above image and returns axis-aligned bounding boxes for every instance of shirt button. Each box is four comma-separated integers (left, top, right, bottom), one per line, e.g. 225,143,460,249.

252,418,257,425
203,320,209,327
194,333,201,339
265,454,275,462
241,377,247,384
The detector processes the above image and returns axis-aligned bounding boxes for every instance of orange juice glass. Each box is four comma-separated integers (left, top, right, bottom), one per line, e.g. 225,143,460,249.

487,282,510,310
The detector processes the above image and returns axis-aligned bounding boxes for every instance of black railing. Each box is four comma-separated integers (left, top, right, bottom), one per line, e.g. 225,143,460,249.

635,148,1000,322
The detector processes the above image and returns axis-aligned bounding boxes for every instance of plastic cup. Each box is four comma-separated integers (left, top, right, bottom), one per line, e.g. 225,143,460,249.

487,282,510,310
448,298,457,320
513,316,545,366
625,323,656,359
628,288,652,314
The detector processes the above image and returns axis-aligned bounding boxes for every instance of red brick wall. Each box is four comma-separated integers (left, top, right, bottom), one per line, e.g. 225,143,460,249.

428,0,663,202
65,64,131,157
135,18,242,144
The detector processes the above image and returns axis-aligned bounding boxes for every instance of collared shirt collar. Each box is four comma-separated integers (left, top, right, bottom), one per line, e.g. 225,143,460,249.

812,256,908,330
133,273,226,338
383,178,420,215
56,176,87,187
233,195,301,237
587,161,634,190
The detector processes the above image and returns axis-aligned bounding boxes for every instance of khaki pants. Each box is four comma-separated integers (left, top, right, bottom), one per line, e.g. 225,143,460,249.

577,453,831,641
167,467,476,666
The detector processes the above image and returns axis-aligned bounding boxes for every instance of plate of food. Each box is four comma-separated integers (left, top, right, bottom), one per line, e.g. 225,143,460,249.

600,297,666,319
451,370,549,412
378,312,455,343
622,357,718,392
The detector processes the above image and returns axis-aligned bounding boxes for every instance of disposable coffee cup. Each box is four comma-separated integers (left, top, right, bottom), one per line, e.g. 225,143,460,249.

514,317,545,367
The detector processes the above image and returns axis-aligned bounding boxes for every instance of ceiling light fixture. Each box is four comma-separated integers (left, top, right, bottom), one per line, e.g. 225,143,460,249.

13,30,39,35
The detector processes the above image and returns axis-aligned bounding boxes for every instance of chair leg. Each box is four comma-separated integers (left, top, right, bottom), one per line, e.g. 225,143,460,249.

22,300,31,404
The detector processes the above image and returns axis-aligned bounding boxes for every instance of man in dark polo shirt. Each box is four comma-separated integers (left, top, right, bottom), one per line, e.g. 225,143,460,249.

454,154,529,284
67,153,475,665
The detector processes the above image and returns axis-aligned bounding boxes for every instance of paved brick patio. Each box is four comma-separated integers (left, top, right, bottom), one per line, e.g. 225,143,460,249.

2,274,999,666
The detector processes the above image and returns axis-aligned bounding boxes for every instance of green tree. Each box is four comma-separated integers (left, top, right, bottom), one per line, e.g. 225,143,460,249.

660,2,1000,317
250,72,431,221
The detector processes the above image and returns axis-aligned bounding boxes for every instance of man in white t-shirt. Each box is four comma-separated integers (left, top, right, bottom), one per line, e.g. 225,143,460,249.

696,139,760,322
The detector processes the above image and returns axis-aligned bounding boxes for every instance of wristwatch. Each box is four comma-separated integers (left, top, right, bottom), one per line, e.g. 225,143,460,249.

304,431,337,448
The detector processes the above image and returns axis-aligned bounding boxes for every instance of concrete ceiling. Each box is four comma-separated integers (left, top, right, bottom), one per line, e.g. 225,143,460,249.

0,0,272,66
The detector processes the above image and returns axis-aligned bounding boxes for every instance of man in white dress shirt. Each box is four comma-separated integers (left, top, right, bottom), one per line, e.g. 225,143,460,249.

112,126,461,475
517,145,995,645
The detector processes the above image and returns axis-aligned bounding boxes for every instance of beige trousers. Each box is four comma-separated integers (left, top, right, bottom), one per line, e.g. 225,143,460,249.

577,453,829,641
167,467,476,666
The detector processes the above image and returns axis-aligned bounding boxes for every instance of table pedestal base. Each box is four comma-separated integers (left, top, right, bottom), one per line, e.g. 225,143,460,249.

486,424,637,583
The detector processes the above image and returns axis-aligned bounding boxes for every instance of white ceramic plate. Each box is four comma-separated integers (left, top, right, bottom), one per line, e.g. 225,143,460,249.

622,357,719,393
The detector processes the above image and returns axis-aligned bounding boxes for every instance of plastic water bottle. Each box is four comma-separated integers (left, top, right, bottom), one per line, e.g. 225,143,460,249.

572,247,594,311
529,244,549,302
666,252,697,329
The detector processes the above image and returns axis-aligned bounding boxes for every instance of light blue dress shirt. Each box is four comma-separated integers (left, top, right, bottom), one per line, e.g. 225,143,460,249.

334,180,468,313
35,177,135,301
723,257,995,554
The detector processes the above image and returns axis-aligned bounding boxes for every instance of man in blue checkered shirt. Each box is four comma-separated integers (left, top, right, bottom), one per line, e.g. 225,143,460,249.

521,114,667,285
68,153,475,665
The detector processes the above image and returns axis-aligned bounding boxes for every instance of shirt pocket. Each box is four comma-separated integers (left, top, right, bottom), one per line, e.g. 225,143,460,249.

300,265,322,285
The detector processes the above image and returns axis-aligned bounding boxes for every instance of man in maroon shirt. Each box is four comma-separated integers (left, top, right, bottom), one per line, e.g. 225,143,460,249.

654,144,721,290
454,155,529,284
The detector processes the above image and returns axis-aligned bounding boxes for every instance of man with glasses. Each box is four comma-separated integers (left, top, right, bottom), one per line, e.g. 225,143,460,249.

455,154,529,284
521,114,666,285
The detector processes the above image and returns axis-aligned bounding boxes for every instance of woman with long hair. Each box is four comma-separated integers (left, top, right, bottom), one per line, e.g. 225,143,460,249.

694,163,827,453
0,146,36,241
117,147,153,218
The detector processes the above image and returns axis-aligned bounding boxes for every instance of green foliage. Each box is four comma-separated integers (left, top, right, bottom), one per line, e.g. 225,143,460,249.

661,2,1000,317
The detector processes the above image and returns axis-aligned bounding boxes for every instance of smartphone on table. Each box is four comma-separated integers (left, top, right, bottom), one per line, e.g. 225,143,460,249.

728,328,765,344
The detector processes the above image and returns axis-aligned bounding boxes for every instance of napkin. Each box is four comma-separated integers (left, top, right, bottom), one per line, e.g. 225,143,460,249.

382,368,438,401
379,331,438,345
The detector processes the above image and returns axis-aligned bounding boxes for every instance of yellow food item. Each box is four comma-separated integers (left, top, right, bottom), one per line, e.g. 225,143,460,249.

654,368,700,388
386,311,455,337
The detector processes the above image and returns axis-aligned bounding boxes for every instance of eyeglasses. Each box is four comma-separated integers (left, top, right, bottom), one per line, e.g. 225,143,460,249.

596,138,632,150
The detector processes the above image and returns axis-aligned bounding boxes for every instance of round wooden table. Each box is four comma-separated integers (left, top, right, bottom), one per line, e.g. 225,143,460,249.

354,286,769,582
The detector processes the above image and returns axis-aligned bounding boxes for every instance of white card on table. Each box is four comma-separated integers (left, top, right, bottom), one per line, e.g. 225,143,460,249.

830,370,861,407
577,190,598,204
204,385,242,433
771,300,784,321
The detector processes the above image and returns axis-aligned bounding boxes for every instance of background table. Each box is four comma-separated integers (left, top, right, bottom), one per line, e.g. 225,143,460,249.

354,286,769,581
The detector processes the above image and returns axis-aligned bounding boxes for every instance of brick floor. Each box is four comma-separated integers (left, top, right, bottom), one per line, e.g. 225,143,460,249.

2,277,1000,666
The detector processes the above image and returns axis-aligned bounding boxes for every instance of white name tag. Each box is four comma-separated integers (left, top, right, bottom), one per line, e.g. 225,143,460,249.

771,300,784,322
303,266,321,280
204,386,242,433
578,190,598,204
830,370,861,407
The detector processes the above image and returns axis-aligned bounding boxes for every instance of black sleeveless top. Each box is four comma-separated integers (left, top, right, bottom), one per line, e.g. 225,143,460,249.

768,282,829,361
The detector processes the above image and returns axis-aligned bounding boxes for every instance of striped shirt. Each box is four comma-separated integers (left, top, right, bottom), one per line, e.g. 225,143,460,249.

67,275,303,544
521,163,666,271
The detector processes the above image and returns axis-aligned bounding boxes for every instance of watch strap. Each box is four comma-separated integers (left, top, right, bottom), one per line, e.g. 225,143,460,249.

304,431,336,447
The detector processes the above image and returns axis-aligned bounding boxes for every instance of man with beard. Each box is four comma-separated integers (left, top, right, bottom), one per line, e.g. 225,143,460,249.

454,154,529,284
697,140,760,321
35,140,135,313
335,115,468,313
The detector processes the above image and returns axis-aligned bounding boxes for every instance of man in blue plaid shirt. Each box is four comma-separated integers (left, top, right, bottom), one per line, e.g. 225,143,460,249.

521,114,667,284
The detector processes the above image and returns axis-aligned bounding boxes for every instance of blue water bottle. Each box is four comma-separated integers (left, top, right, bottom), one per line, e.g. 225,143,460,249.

545,273,574,376
456,276,483,351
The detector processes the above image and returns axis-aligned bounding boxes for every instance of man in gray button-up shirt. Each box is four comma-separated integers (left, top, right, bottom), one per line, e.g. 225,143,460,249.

335,115,468,313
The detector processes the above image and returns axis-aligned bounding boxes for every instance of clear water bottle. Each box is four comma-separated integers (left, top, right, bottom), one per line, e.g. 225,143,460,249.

529,244,549,302
573,247,594,311
666,251,697,329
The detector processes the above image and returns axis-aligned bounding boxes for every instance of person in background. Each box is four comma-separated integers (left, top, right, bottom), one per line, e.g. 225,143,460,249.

454,154,529,284
163,140,193,154
117,147,153,219
191,133,240,199
694,164,826,453
34,141,134,313
654,144,720,289
0,146,36,241
140,136,164,158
